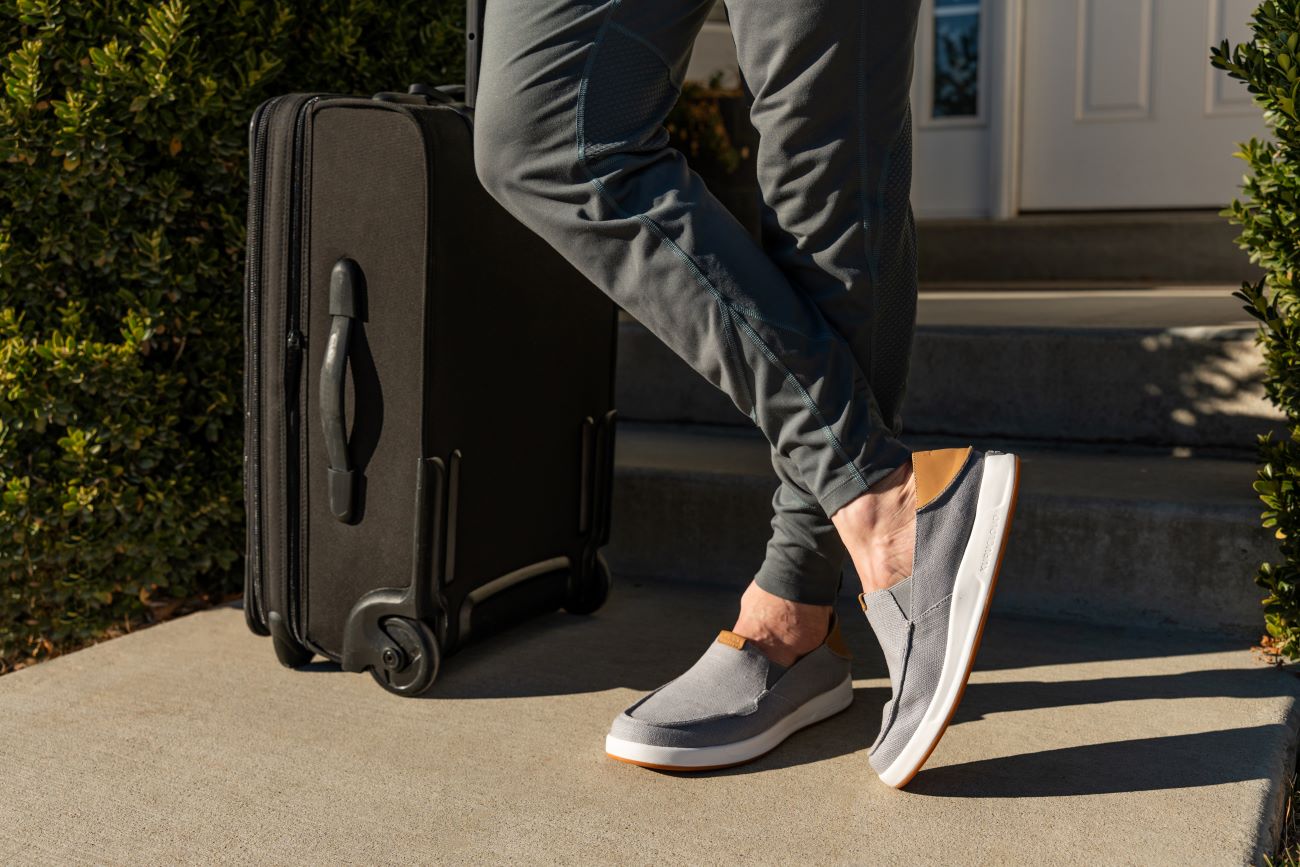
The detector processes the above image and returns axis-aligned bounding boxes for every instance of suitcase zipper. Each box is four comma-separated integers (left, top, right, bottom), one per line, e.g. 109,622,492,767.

250,92,347,654
283,96,319,646
243,93,284,633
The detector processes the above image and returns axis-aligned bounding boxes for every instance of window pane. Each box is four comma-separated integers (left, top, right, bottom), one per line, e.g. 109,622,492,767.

933,11,980,117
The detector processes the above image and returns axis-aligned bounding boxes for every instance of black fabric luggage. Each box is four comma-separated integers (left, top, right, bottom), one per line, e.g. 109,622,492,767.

241,9,617,696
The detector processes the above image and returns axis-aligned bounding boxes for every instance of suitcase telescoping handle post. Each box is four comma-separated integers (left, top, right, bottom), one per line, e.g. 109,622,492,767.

320,258,363,522
375,2,483,108
379,1,486,108
465,0,485,109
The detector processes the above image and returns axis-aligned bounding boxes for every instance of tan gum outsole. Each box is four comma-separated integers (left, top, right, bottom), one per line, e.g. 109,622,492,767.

887,454,1022,791
605,753,755,773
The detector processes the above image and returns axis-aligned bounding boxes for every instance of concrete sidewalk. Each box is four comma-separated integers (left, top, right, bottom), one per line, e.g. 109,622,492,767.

2,581,1297,865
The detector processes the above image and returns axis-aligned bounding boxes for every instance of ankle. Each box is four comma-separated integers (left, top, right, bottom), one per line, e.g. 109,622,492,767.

830,460,918,597
730,582,831,667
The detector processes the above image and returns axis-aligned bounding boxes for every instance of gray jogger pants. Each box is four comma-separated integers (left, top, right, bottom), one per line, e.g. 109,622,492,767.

474,0,921,605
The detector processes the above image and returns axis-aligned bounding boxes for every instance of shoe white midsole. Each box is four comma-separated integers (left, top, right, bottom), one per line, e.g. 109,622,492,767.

875,452,1019,788
605,674,854,769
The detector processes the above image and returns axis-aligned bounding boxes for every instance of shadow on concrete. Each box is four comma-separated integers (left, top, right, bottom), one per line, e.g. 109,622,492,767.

235,583,1300,797
676,661,1300,781
906,724,1290,798
655,668,1300,784
257,583,1267,699
910,665,1300,795
951,666,1300,725
947,615,1249,673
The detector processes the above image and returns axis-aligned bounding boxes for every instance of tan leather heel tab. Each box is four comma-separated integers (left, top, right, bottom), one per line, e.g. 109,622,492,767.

825,615,852,660
716,630,747,650
913,447,972,510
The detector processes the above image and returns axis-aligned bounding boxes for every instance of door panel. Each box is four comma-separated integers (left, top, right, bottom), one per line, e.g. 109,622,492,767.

1021,0,1266,211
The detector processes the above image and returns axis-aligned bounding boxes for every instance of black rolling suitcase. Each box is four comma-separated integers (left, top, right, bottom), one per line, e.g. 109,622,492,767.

241,2,617,696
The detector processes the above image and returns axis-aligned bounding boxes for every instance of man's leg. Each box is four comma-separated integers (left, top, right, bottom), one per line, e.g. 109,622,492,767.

727,0,923,609
474,0,932,773
717,1,1022,792
473,0,911,529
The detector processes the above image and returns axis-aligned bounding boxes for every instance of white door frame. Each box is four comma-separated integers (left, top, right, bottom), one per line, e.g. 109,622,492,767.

912,0,1024,219
988,0,1025,218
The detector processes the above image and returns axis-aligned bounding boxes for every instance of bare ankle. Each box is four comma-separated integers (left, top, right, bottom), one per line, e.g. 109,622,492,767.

730,582,831,667
830,460,917,597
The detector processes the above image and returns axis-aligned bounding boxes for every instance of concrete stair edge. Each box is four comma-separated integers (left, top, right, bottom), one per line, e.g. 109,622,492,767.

605,422,1273,637
920,212,1263,284
615,301,1281,450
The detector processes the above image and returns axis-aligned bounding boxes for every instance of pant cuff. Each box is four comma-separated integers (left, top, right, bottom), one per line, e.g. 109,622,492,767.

817,437,913,520
754,559,844,606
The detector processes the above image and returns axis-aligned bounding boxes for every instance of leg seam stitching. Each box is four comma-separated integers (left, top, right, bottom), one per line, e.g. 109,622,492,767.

720,299,757,418
588,162,868,494
575,10,810,337
574,2,869,498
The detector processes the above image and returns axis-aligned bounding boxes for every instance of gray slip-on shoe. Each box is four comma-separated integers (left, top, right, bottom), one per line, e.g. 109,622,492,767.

861,446,1020,789
604,615,854,771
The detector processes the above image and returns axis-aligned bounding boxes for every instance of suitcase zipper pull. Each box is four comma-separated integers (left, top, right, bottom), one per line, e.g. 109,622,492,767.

286,328,303,351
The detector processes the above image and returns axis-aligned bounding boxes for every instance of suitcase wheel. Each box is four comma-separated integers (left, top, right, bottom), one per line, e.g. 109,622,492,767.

370,617,441,697
564,550,611,616
272,633,314,669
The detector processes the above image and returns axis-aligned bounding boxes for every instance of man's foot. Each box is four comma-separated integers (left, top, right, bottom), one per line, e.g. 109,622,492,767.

831,459,918,595
849,447,1020,788
604,613,854,771
730,581,831,667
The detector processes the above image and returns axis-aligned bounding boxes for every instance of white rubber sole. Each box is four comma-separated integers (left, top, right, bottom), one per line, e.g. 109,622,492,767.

605,674,854,771
875,452,1021,789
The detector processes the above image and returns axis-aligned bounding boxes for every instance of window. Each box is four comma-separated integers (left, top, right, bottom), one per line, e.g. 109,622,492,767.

933,0,981,118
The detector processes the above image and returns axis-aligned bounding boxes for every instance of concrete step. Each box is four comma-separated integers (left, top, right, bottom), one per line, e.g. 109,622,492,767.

605,422,1274,636
616,286,1282,449
3,584,1296,864
918,212,1265,285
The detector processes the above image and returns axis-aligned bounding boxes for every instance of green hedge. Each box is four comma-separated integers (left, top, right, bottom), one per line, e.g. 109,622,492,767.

1213,0,1300,659
0,0,464,670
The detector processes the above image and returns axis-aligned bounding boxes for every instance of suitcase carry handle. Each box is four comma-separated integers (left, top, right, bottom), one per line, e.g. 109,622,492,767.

320,258,363,522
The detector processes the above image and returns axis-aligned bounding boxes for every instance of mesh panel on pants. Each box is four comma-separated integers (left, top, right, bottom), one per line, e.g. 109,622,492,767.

581,26,678,161
870,104,918,436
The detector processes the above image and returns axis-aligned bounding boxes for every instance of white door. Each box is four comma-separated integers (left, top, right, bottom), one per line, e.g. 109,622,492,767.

1020,0,1267,211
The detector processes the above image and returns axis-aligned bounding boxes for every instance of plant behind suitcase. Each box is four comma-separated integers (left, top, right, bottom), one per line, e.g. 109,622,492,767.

0,0,464,671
